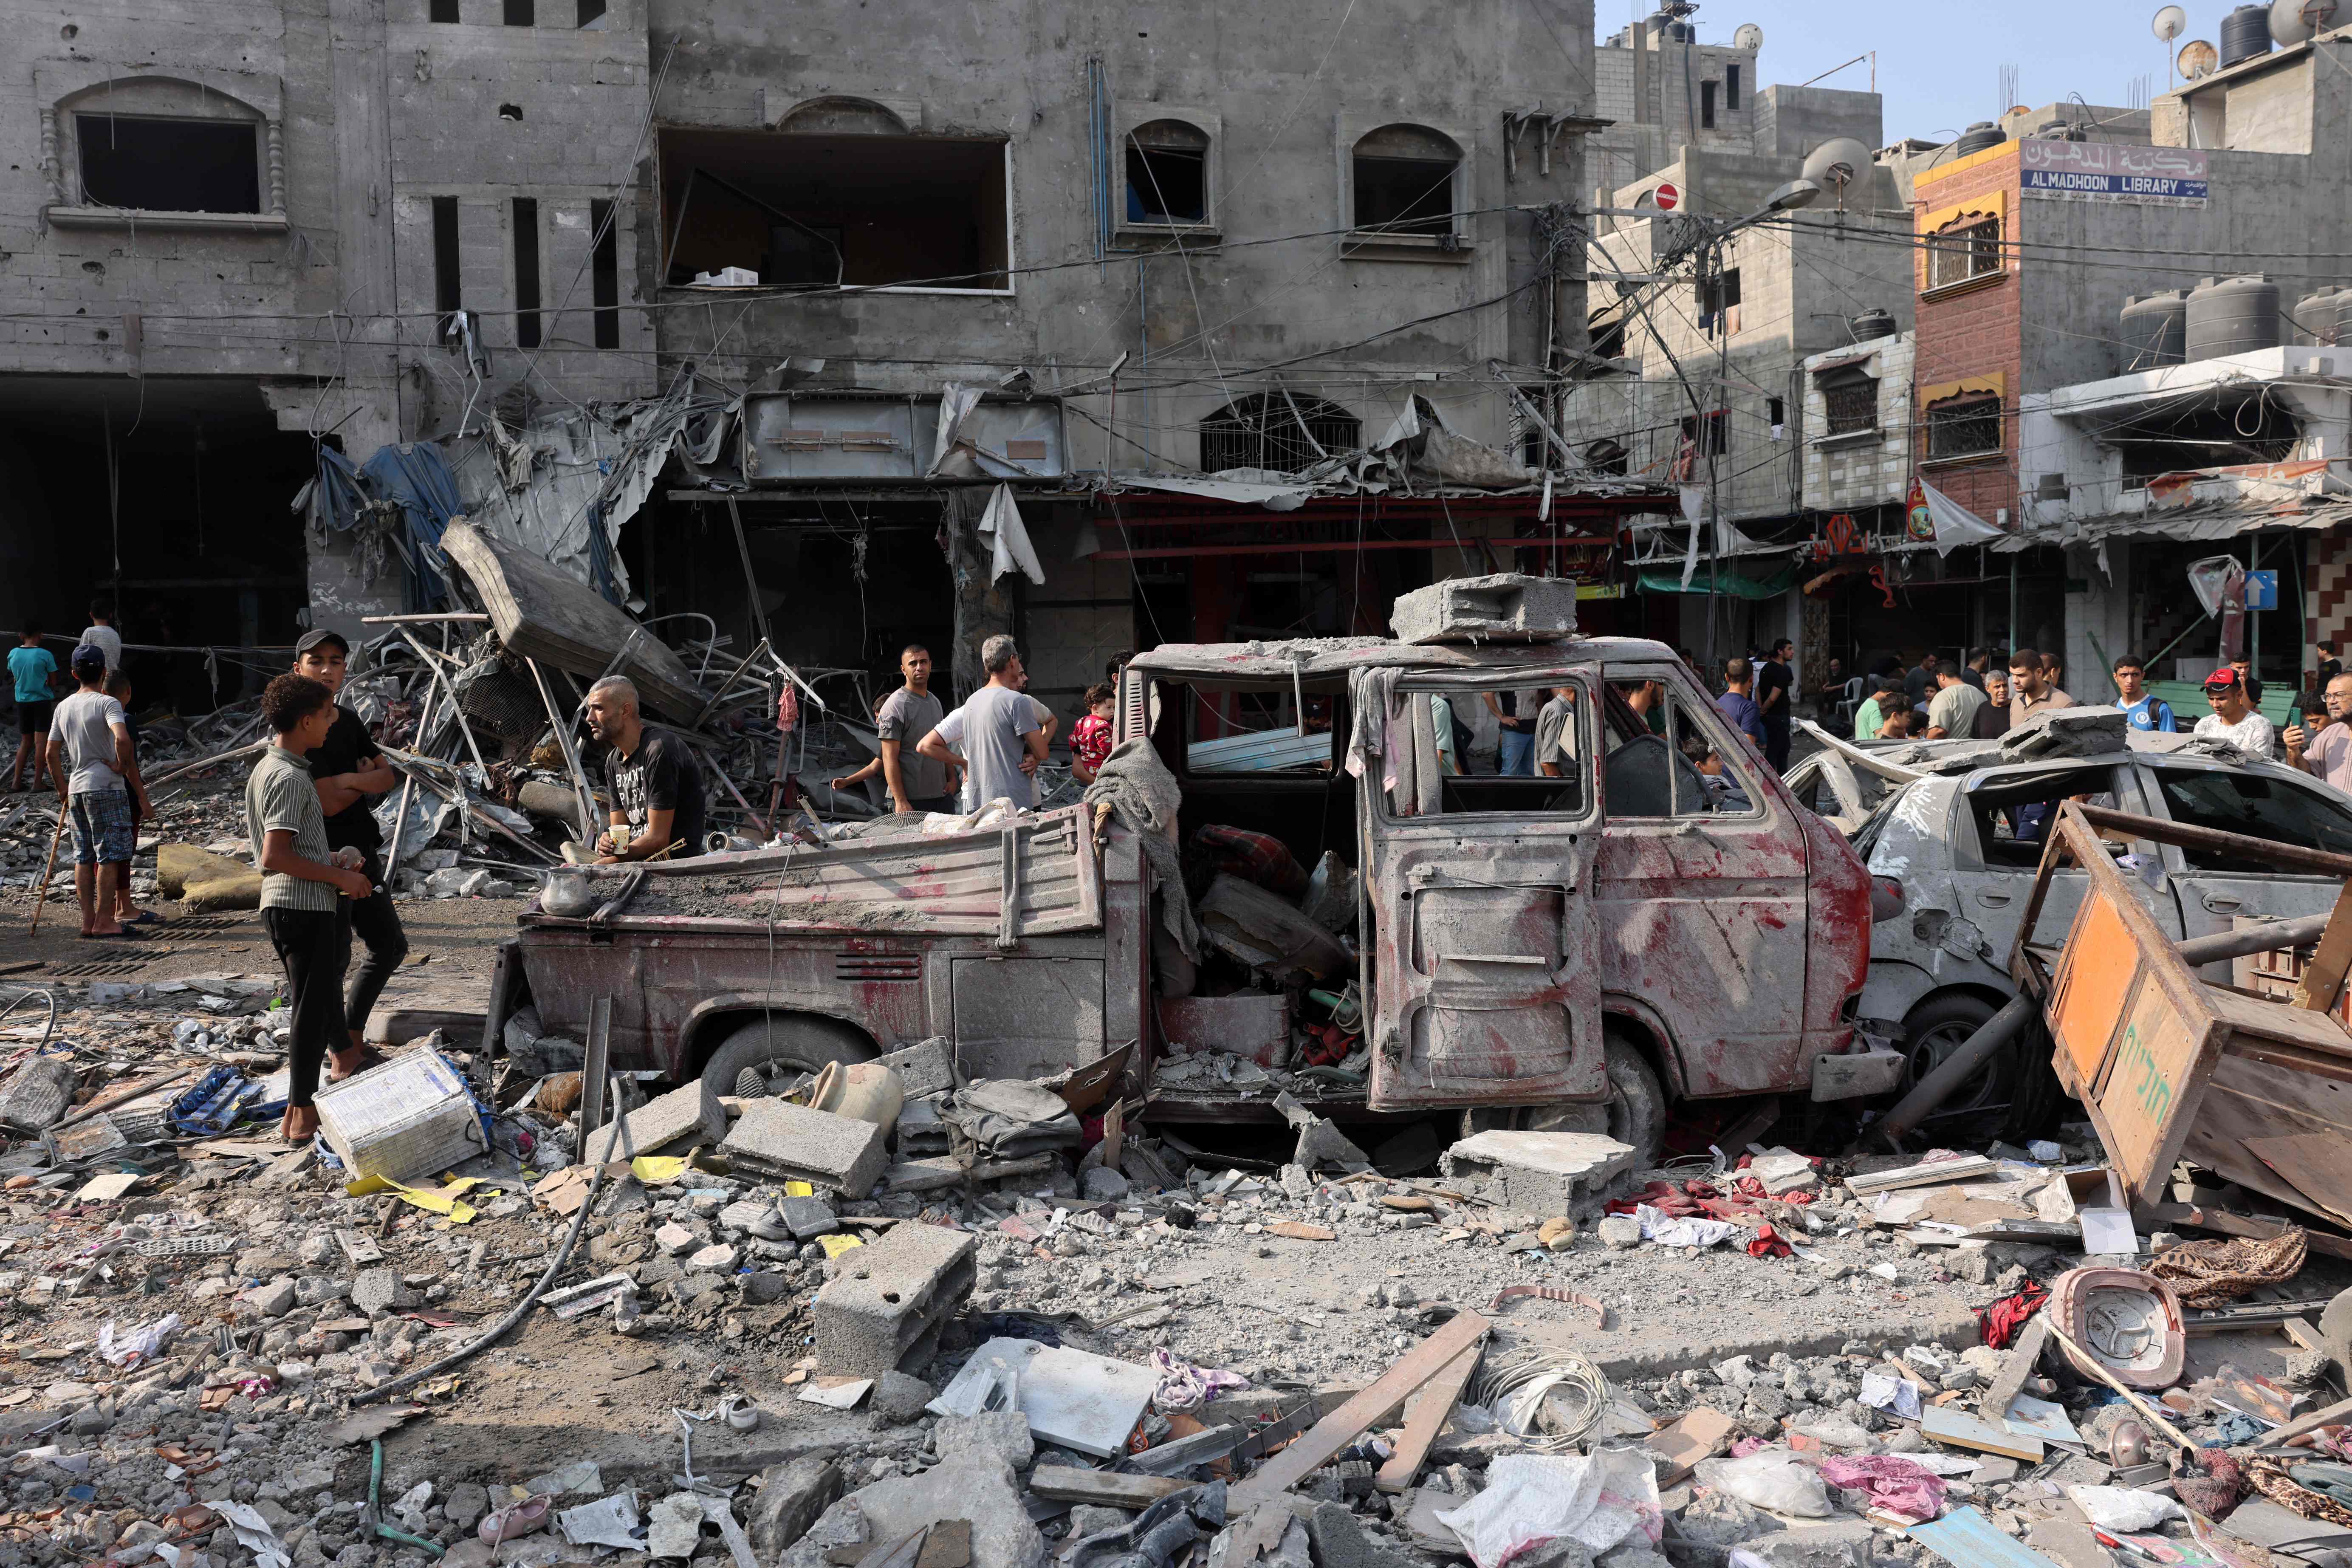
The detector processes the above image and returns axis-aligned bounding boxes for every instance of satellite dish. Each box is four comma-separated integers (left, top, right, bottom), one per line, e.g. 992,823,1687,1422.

2273,0,2342,43
2154,3,2188,40
2180,37,2221,74
1733,21,1764,51
1802,136,1873,201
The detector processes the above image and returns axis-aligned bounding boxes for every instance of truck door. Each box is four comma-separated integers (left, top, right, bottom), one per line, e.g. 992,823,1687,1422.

1590,663,1811,1095
1353,667,1607,1110
2141,760,2352,980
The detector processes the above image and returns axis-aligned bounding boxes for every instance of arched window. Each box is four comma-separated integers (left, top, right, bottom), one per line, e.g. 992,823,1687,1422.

1351,124,1460,237
54,78,271,215
1126,119,1209,226
773,97,910,135
1200,394,1360,473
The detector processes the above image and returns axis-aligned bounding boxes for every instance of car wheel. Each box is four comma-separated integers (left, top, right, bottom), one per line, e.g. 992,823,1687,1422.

1457,1036,1666,1165
700,1012,875,1099
1898,993,2010,1120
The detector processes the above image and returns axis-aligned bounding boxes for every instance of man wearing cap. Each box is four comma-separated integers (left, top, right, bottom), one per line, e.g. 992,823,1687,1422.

2194,666,2280,759
294,630,404,1070
44,642,148,938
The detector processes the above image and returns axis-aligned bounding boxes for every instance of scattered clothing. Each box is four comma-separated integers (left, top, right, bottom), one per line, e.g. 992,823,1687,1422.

2118,695,2178,733
602,724,707,857
52,688,128,793
2149,1226,2307,1307
938,684,1043,811
246,744,338,913
875,685,951,805
2194,708,2279,760
1817,1455,1945,1522
1977,1283,2048,1348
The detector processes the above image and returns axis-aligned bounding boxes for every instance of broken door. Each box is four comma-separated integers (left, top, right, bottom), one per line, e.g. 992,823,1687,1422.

1354,669,1605,1110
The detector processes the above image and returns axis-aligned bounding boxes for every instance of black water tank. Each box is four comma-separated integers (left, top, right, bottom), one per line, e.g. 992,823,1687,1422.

2222,3,2275,65
1952,121,2007,157
1849,307,1897,341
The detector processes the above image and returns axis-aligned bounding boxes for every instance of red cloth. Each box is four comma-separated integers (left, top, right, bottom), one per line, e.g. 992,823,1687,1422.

777,684,799,733
1192,825,1308,897
1818,1455,1945,1521
1746,1223,1793,1259
1071,713,1113,775
1608,1180,1708,1218
1977,1283,2048,1348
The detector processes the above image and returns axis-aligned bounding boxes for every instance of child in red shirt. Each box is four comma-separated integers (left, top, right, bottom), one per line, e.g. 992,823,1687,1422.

1070,683,1115,783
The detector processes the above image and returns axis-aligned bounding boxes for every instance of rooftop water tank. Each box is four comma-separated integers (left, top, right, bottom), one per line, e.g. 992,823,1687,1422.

2294,287,2344,345
1952,121,2007,157
2185,274,2282,361
2121,290,2189,370
2222,3,2276,64
1849,307,1897,342
2331,289,2352,349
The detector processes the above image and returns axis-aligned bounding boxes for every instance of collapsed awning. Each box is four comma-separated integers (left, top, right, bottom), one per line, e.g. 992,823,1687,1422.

1997,459,2352,550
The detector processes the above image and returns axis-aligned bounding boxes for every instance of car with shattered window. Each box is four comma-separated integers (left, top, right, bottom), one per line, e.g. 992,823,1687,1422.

500,576,1892,1163
1784,711,2352,1136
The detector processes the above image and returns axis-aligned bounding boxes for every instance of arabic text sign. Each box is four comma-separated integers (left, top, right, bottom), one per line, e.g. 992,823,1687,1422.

2019,140,2208,206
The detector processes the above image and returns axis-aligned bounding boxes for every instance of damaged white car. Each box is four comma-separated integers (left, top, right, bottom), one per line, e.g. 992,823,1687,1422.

1786,712,2352,1135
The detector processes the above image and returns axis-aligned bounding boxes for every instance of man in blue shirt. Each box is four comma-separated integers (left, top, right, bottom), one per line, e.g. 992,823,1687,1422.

1717,657,1769,753
2112,653,2176,733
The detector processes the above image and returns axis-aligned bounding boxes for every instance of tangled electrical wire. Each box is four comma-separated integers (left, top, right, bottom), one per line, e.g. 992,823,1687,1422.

1471,1347,1614,1451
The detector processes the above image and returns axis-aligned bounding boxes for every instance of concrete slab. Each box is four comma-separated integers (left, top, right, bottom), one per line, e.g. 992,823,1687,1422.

1440,1130,1638,1214
1391,572,1577,645
722,1101,888,1196
582,1079,727,1165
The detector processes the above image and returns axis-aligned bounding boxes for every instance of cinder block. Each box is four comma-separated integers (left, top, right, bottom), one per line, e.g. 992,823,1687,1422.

1441,1130,1638,1216
720,1099,887,1195
813,1221,976,1378
875,1037,955,1099
582,1078,727,1164
1390,572,1578,645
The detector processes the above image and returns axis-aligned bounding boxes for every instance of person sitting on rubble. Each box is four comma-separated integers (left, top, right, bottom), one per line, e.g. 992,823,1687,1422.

918,634,1050,812
585,675,707,862
1070,682,1115,785
246,674,376,1144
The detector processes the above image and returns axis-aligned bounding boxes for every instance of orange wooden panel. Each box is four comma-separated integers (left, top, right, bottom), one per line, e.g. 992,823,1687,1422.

2098,973,2202,1194
2050,888,2142,1090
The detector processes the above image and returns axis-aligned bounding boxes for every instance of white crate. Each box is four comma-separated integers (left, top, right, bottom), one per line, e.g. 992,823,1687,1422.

313,1050,486,1182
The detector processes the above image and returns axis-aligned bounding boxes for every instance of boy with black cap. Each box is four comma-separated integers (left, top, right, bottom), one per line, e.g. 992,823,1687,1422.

293,629,405,1071
45,641,147,938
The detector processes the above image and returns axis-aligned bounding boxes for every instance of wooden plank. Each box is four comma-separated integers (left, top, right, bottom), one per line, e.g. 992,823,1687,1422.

1026,1467,1195,1508
440,520,710,721
1978,1317,2050,1423
2283,1317,2327,1356
1644,1407,1739,1486
1920,1404,2046,1462
1847,1156,1999,1194
1228,1311,1489,1511
2142,1202,2352,1262
1374,1342,1482,1494
2292,879,2352,1013
2261,1392,2352,1449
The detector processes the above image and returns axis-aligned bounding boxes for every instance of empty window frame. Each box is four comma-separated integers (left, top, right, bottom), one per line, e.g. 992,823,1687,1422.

430,0,460,20
1600,678,1759,819
1126,119,1208,226
590,197,620,348
1679,410,1728,458
1726,63,1742,111
512,197,542,349
1818,367,1878,437
1351,124,1460,237
78,114,260,213
1927,216,2002,291
1926,394,2003,459
432,195,462,331
503,0,532,24
576,0,605,24
658,128,1009,291
1698,266,1741,336
1200,393,1360,473
1584,438,1629,475
1701,80,1719,129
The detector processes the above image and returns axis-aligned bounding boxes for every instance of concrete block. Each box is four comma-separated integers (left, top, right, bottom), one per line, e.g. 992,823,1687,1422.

935,1408,1033,1470
875,1037,955,1099
813,1220,976,1378
722,1100,887,1195
1391,572,1577,645
1304,1502,1420,1568
1744,1523,1875,1568
582,1079,726,1165
850,1452,1043,1568
781,1195,839,1239
1441,1130,1638,1215
747,1458,840,1560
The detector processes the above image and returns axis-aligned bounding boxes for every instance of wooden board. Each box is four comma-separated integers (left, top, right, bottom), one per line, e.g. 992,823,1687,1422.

1921,1404,2046,1461
1026,1468,1195,1508
1228,1311,1489,1511
440,520,710,721
1644,1407,1739,1486
1374,1342,1482,1494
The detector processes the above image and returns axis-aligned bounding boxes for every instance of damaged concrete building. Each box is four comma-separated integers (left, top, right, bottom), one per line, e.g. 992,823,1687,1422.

0,0,1673,724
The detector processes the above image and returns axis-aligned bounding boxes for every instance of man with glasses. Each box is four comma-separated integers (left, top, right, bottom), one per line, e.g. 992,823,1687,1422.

2193,667,2280,759
2284,673,2352,793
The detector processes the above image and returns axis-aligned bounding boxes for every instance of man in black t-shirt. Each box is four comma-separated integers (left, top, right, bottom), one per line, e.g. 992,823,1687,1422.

293,629,406,1066
585,676,706,862
1756,638,1795,773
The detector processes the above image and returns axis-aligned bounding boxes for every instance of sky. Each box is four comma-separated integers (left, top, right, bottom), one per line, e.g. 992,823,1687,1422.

1594,0,2200,147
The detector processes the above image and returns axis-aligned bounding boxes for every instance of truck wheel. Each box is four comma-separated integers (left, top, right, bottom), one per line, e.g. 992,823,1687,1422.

700,1012,876,1099
1457,1037,1665,1166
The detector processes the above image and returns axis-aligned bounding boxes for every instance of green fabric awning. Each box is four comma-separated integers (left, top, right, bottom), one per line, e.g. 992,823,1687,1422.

1634,559,1804,599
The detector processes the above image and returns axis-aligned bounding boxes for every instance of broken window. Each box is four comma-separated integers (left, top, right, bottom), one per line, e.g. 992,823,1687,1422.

2149,768,2352,868
1126,120,1208,226
658,128,1009,291
1183,685,1337,776
1927,216,2002,291
1819,367,1878,438
1600,678,1754,818
1967,767,2118,867
1351,124,1460,237
1200,394,1360,473
1701,80,1718,130
78,114,260,214
2107,393,2298,486
1679,410,1728,458
1589,311,1627,359
1926,394,2002,460
1584,438,1629,475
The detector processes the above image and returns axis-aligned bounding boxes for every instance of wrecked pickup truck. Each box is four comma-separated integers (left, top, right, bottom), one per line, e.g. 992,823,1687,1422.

500,582,1889,1158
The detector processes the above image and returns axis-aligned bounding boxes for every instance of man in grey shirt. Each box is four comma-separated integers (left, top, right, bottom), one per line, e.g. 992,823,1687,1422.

834,644,958,813
1534,686,1578,776
920,635,1048,811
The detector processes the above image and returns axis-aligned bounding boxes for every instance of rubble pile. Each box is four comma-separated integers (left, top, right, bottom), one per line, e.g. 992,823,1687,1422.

1,971,2346,1568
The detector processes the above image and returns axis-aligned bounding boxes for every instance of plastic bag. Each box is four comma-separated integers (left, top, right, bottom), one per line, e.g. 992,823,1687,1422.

2066,1486,2181,1531
1693,1449,1834,1518
1435,1450,1661,1568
